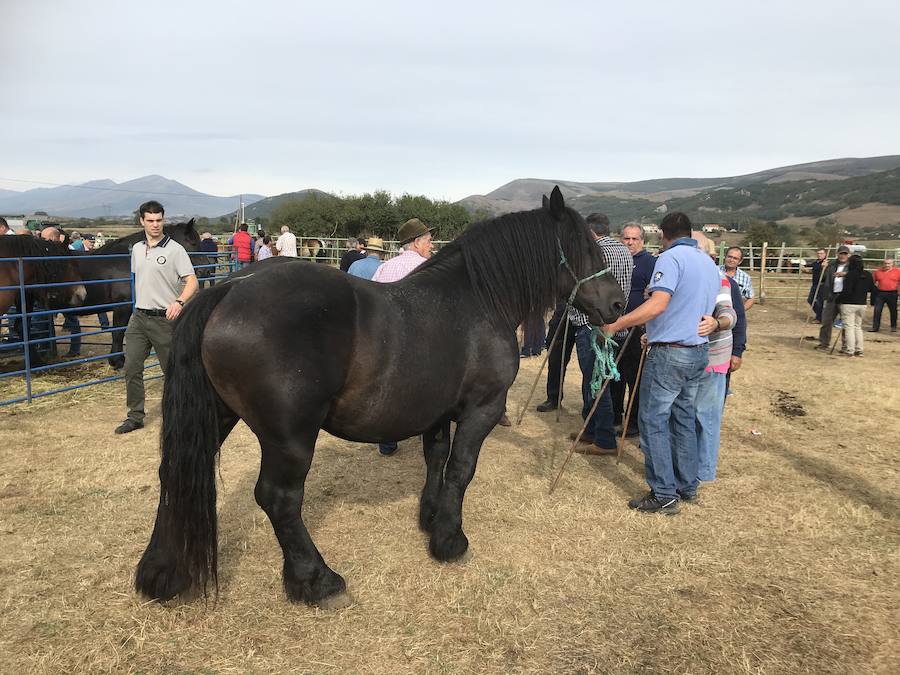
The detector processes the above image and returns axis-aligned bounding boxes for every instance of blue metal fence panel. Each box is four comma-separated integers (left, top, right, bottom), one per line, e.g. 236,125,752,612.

0,248,234,407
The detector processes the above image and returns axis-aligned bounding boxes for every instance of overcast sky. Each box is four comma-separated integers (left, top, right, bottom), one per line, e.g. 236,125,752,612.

2,0,898,201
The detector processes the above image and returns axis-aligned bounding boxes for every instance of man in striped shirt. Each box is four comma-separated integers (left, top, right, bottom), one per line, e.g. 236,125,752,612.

721,246,754,311
570,213,633,456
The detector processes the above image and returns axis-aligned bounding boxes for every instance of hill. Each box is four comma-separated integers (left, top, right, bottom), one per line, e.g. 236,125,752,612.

458,156,900,228
0,176,265,218
220,189,327,220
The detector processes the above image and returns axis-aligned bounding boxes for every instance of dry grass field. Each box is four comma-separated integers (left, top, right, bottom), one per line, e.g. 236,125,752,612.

1,303,898,674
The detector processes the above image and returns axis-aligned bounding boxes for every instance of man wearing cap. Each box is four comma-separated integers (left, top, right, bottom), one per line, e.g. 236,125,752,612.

348,237,387,280
372,218,434,282
816,245,851,350
114,200,198,434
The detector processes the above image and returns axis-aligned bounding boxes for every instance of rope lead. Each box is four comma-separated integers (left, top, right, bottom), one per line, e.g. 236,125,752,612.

557,238,620,395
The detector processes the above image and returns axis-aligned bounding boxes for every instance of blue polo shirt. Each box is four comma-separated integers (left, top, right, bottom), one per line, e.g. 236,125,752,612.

348,255,383,280
646,238,721,346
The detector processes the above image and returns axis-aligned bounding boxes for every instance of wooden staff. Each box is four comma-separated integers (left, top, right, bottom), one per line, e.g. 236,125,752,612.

616,341,648,464
515,313,565,426
549,328,634,494
799,246,832,346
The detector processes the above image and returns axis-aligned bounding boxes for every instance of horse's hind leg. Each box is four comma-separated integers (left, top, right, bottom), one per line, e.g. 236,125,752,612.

255,427,349,609
419,417,451,532
429,399,505,562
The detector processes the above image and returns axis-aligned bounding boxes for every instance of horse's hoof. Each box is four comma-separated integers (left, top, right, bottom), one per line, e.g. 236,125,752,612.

316,590,354,611
451,548,473,564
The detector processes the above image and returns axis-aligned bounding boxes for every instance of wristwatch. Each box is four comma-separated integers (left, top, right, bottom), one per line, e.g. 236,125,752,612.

175,299,185,307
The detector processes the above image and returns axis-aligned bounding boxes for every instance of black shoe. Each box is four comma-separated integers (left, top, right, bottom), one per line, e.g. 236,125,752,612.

114,419,144,434
536,399,558,412
628,491,680,515
867,329,879,333
678,491,698,504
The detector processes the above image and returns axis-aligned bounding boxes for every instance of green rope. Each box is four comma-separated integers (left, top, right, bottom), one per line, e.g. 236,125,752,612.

589,327,620,395
557,238,620,396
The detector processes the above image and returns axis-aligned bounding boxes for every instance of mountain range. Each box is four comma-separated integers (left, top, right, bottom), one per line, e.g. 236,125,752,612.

458,156,900,227
3,155,899,228
0,175,264,218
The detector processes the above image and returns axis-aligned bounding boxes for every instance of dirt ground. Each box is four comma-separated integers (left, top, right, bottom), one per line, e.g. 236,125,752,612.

1,303,898,674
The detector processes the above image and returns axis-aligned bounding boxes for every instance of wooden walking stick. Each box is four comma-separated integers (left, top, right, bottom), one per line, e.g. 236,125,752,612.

799,246,832,346
616,341,648,464
515,313,565,425
549,328,634,494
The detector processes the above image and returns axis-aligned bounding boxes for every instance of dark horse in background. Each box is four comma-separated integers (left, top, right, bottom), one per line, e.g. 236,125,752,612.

74,220,201,369
135,188,625,608
0,235,87,364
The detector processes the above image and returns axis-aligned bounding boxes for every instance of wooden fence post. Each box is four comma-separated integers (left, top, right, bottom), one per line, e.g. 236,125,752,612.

759,241,768,305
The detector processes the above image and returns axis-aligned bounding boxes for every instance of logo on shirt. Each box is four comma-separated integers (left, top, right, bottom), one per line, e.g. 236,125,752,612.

654,271,664,282
156,255,167,265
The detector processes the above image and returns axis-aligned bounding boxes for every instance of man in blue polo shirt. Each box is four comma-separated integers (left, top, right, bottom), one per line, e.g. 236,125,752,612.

602,212,720,515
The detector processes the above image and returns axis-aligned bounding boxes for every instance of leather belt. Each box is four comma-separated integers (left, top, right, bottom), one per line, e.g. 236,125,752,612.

136,308,168,317
649,341,705,349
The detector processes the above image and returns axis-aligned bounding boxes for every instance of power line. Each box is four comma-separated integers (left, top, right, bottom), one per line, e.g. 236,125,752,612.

0,176,241,199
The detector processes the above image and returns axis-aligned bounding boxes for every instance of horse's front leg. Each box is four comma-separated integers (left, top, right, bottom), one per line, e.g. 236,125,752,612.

419,417,451,532
108,305,131,370
428,398,505,562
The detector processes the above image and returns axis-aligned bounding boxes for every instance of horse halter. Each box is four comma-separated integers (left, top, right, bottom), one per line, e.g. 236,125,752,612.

557,239,610,306
556,238,619,391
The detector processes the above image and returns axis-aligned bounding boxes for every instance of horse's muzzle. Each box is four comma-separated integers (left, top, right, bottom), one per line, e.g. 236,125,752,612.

69,285,88,306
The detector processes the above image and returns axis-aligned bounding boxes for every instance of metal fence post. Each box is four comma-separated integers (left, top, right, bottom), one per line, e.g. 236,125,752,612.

16,258,33,403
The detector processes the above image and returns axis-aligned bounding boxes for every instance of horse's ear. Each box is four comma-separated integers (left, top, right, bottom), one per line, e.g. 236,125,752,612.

542,194,550,209
549,186,565,218
184,218,196,232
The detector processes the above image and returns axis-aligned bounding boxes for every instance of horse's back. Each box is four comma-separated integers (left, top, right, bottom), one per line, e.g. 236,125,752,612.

201,261,361,426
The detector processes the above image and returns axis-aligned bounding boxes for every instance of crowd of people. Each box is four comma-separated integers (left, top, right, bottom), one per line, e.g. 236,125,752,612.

7,206,892,516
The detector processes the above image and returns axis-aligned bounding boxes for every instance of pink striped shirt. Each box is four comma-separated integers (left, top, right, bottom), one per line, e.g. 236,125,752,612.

372,249,429,283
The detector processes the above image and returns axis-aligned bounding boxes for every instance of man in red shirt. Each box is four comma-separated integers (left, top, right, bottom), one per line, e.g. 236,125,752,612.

870,258,900,332
230,223,254,269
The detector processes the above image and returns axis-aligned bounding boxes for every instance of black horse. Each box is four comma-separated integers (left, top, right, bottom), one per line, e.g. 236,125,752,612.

135,188,625,608
74,220,201,369
0,235,87,364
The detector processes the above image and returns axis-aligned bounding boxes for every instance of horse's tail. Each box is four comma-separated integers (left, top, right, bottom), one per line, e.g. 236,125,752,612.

135,282,234,601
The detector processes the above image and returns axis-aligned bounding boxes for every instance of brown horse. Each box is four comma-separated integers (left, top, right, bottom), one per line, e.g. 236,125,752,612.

0,235,87,361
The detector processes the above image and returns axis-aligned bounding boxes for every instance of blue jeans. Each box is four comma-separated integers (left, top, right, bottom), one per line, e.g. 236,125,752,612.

638,343,708,499
62,313,81,354
574,325,616,449
695,369,727,481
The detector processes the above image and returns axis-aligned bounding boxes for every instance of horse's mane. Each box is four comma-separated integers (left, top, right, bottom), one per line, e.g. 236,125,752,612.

0,234,76,282
413,206,595,328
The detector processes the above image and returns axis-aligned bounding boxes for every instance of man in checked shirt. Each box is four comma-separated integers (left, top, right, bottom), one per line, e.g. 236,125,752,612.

570,213,633,455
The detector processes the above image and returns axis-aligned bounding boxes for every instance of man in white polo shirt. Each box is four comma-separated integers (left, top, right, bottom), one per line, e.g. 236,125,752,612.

115,200,198,434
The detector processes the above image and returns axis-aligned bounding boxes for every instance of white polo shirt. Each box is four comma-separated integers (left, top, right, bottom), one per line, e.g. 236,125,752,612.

131,236,195,310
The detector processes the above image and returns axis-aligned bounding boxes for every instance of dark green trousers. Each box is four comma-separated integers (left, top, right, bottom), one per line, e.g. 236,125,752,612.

124,311,173,423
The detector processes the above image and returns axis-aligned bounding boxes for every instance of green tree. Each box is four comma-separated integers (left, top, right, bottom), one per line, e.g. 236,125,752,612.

741,220,778,246
807,217,844,249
